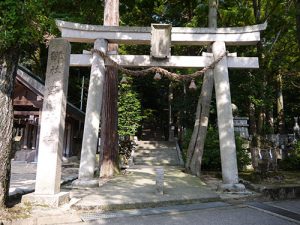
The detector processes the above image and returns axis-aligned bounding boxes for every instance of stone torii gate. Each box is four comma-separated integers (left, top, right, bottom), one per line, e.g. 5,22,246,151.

23,20,266,206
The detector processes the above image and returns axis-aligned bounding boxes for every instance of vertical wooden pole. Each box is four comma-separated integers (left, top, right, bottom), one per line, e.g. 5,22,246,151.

100,0,120,178
186,0,218,176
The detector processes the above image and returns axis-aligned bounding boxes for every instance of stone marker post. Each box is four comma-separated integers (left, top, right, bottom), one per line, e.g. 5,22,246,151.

73,39,108,187
155,167,164,195
22,38,71,206
212,41,245,192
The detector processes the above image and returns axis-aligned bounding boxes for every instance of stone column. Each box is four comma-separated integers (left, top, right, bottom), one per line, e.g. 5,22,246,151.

22,38,71,206
74,39,107,187
35,109,42,161
31,124,37,150
22,123,29,149
212,41,244,192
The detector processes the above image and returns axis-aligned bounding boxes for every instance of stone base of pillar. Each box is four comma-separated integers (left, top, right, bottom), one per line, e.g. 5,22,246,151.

72,179,99,188
22,192,69,207
217,183,246,193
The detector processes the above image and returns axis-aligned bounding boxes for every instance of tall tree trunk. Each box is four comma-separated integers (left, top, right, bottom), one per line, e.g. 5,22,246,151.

185,0,218,176
249,102,257,135
277,73,285,134
252,0,266,135
0,49,19,207
100,0,120,178
296,0,300,50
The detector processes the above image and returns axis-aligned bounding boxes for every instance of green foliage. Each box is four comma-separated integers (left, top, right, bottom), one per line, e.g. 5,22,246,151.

181,128,193,162
279,140,300,170
0,0,50,53
201,126,251,171
182,126,251,171
236,136,252,170
142,108,157,126
118,80,143,137
118,138,135,165
118,80,143,163
201,126,222,171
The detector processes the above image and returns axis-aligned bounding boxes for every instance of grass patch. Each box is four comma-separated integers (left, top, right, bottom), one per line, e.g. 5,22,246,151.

0,202,32,223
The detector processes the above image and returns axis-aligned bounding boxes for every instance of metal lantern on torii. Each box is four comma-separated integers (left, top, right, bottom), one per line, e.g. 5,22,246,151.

25,20,267,205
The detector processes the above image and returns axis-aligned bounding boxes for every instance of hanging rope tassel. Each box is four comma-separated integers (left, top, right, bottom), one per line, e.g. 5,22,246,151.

189,79,197,90
120,75,128,84
153,72,162,80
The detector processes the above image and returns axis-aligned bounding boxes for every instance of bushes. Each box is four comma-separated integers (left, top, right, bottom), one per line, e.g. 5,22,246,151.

279,140,300,170
235,135,252,170
118,80,143,163
181,128,193,162
202,126,251,171
118,81,143,137
183,126,251,171
201,126,222,171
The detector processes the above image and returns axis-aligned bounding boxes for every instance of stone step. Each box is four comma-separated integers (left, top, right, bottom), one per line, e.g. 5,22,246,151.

134,148,176,154
134,155,179,163
135,141,176,150
134,155,178,160
134,152,178,159
134,160,179,166
134,140,180,166
136,146,175,150
134,152,177,157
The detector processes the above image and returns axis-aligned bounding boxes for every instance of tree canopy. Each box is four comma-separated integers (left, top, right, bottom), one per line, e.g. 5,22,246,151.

1,0,299,147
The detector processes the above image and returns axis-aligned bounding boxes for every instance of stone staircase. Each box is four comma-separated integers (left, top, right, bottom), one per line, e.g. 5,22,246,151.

133,141,182,166
140,124,166,141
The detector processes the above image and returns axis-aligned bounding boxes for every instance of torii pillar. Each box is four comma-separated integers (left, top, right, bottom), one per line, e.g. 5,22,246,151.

73,39,108,187
213,41,245,191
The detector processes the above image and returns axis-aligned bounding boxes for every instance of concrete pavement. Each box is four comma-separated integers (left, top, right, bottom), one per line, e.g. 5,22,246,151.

9,161,78,198
69,166,220,211
8,200,299,225
8,141,298,225
77,203,300,225
5,161,300,225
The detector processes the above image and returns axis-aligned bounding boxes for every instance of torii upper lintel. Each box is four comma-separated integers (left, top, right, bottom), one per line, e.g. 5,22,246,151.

56,19,267,46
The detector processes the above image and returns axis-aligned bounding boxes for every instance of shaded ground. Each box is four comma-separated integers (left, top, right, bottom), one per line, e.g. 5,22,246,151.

9,161,79,198
239,171,300,186
69,166,220,211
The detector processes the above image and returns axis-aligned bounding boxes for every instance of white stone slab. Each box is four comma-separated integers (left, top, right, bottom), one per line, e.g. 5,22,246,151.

70,54,259,69
22,192,69,207
35,38,71,195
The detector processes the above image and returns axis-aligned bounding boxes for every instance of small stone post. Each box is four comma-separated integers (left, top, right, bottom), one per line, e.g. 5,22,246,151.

212,41,245,192
22,38,71,206
73,39,108,187
155,167,164,195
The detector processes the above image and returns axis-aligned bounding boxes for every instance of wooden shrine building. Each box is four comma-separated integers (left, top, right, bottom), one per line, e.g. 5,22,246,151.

13,65,85,162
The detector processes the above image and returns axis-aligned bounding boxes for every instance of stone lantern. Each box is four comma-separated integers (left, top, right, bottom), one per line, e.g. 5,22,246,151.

293,117,300,139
